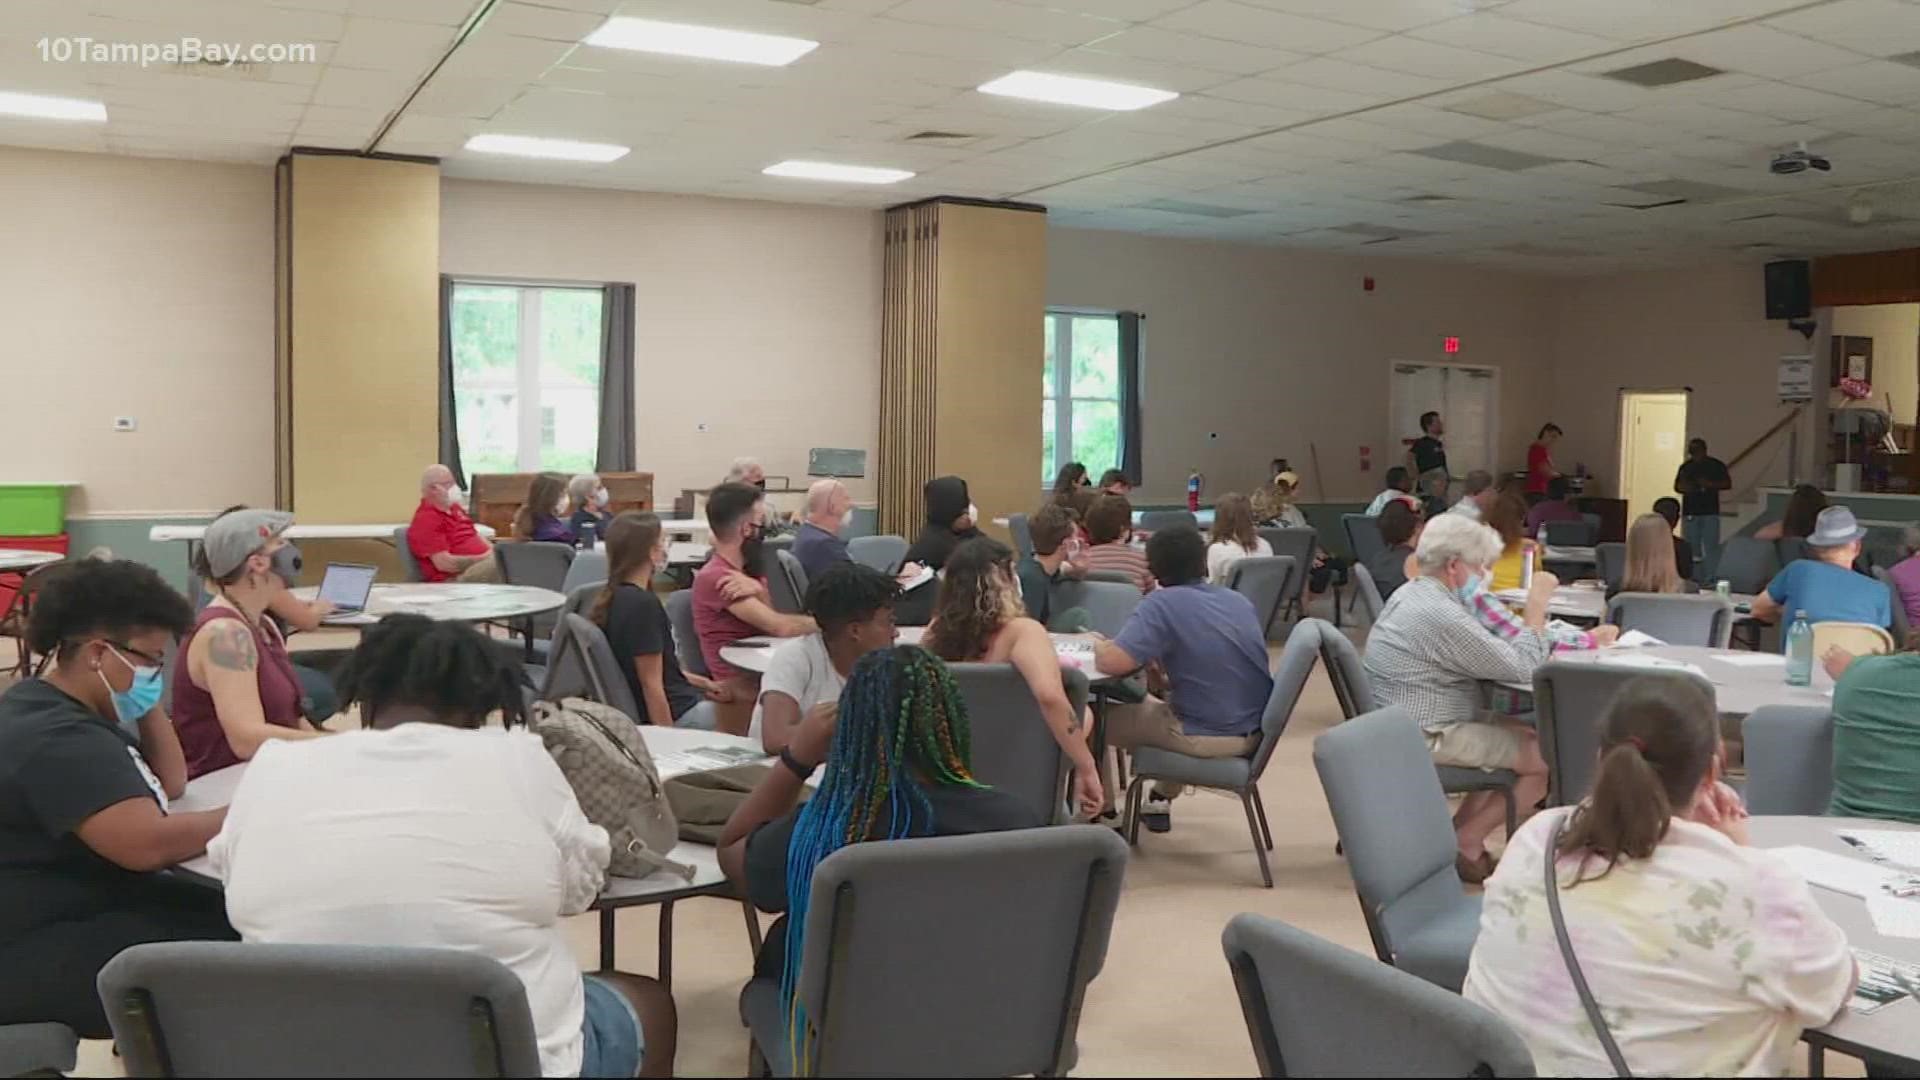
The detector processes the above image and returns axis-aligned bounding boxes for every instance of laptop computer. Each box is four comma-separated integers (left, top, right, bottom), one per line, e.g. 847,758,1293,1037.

316,562,377,620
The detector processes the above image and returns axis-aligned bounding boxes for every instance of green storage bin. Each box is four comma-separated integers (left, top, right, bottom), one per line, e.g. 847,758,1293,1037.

0,484,72,536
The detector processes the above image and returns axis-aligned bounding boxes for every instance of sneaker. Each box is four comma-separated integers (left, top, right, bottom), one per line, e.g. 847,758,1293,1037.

1140,793,1172,833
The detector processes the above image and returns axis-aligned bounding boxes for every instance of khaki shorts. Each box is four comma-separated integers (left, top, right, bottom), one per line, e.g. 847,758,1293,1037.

1427,719,1524,772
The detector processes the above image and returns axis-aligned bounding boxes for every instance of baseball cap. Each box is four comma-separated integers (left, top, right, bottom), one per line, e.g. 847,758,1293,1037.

204,509,293,578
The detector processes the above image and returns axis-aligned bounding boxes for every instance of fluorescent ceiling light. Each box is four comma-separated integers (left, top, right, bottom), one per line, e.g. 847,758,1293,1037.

763,160,915,185
464,134,629,163
585,17,818,66
977,70,1177,111
0,91,107,122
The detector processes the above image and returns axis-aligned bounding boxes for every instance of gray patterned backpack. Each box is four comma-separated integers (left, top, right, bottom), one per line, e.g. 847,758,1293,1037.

529,698,692,881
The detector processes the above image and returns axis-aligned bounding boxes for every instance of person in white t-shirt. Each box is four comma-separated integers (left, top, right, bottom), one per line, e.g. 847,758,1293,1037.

755,562,902,756
1465,676,1854,1078
209,615,678,1079
1204,492,1272,585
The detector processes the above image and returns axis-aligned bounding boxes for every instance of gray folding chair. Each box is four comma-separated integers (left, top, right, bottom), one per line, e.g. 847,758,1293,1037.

1606,592,1733,648
1122,618,1325,888
1595,542,1626,592
98,941,541,1078
1222,914,1535,1079
1312,706,1482,991
540,613,643,720
1259,527,1318,621
0,1023,77,1077
1541,519,1595,547
741,827,1127,1077
769,549,809,615
1743,705,1835,815
1776,537,1809,568
1049,579,1141,638
949,664,1090,825
1717,536,1780,594
1342,513,1385,566
665,588,709,677
1534,662,1715,807
1007,512,1035,561
1873,566,1911,646
391,524,425,583
1347,562,1385,624
1080,569,1138,586
559,548,607,594
1319,627,1516,842
1138,509,1197,532
495,540,575,648
848,534,908,574
1227,555,1297,641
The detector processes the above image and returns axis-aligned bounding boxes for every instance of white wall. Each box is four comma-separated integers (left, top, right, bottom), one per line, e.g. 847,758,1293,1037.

0,147,274,516
1831,302,1920,429
1548,263,1816,500
1047,227,1556,502
439,179,884,504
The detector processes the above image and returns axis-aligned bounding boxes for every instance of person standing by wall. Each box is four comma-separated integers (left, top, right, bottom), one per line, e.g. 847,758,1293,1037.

1407,411,1449,511
1673,438,1731,580
1525,423,1563,504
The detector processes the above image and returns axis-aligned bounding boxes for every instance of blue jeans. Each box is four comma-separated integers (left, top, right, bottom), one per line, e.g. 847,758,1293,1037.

1685,514,1721,581
676,700,719,731
580,975,645,1078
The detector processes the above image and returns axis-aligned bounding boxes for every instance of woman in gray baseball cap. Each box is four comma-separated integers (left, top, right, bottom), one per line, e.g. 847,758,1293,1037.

171,508,328,779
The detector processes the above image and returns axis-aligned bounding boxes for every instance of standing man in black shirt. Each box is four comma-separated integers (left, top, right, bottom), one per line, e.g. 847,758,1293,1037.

1673,438,1732,580
0,559,235,1037
1407,411,1450,514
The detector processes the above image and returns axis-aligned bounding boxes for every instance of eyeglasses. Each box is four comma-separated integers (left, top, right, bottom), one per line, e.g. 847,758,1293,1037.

103,641,165,667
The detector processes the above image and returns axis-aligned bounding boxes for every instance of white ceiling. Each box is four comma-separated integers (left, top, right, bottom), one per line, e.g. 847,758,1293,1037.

6,0,1920,272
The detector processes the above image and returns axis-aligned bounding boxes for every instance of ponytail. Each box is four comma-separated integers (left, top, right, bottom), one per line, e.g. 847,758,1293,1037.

1555,675,1718,885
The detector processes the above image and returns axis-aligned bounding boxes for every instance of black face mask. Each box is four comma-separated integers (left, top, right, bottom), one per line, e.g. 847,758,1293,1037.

270,543,303,589
753,479,767,491
740,529,766,572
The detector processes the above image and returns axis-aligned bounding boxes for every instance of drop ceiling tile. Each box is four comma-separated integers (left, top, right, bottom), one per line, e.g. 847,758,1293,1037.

1789,60,1920,106
1005,0,1196,18
1204,75,1386,112
1767,0,1920,58
1267,55,1455,97
1039,49,1247,93
1700,81,1878,122
1407,12,1611,61
1295,116,1440,150
434,34,573,82
1833,105,1920,138
480,2,607,42
1335,33,1527,80
1492,69,1668,113
830,16,1061,64
885,0,1119,43
1080,27,1306,75
1669,24,1875,80
1498,0,1770,41
408,76,525,119
1363,104,1511,141
328,16,456,72
1153,1,1386,53
1411,138,1563,170
343,0,475,24
309,64,416,108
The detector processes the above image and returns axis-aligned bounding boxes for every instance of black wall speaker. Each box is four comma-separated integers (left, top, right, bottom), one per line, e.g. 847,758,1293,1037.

1764,259,1811,320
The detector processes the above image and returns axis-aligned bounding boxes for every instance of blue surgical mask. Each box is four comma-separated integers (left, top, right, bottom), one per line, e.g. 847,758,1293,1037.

99,645,164,731
1453,571,1485,604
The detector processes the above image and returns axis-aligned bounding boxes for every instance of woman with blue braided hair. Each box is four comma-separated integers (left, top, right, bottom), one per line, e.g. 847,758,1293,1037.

718,646,1042,989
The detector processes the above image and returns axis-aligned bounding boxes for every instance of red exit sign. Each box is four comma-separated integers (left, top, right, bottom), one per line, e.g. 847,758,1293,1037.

1443,336,1460,354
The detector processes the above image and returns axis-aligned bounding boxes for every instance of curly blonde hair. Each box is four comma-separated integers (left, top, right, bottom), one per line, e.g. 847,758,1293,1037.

925,537,1024,661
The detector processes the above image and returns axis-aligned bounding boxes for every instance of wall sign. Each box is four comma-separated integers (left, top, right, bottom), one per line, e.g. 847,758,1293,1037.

1778,354,1814,403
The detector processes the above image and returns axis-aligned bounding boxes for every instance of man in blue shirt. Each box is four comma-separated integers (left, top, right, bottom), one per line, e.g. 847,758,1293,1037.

1093,524,1274,832
1751,506,1891,641
789,478,854,582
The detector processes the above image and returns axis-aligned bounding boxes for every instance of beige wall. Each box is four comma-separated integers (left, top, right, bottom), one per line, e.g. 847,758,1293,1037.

0,147,274,517
1547,263,1816,499
1047,228,1556,502
439,179,884,505
1831,302,1920,429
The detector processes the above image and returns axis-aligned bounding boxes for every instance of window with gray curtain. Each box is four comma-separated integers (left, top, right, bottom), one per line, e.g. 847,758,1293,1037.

1042,308,1142,484
440,278,636,479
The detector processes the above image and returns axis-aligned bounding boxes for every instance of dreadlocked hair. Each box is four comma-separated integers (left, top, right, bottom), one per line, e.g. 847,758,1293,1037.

781,645,982,1069
335,614,527,730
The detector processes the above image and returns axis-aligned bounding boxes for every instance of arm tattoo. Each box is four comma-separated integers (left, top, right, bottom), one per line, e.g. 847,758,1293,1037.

207,622,259,672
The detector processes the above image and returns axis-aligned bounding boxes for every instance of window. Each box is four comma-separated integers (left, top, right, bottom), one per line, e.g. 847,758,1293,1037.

1042,310,1125,483
449,282,604,475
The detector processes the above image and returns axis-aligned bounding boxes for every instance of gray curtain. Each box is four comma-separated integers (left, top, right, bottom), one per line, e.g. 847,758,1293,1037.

437,275,466,488
597,283,637,472
1118,310,1143,483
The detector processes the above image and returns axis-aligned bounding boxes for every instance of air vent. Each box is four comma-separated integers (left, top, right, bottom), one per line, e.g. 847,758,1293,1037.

1411,140,1563,171
1137,199,1257,218
1599,58,1724,87
1602,198,1689,210
1891,50,1920,69
902,130,981,145
1398,193,1457,204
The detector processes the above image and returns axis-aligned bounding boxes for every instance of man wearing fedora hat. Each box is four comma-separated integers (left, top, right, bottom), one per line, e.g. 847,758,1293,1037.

1751,506,1892,638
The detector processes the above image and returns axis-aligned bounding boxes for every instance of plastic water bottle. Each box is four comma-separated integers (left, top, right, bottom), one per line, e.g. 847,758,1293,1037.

1786,611,1814,687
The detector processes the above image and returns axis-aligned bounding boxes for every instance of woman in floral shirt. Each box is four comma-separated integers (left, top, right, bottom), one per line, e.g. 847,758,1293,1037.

1465,677,1855,1077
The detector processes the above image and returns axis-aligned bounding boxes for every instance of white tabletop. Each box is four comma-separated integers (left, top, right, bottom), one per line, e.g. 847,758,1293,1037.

1523,644,1833,717
656,518,710,536
0,548,61,572
1492,586,1760,622
291,582,565,626
176,727,771,903
719,625,1100,676
667,541,710,566
150,522,495,543
1752,815,1920,1068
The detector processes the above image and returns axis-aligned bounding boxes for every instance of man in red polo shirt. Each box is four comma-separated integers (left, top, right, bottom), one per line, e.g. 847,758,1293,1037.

693,481,816,735
408,464,498,583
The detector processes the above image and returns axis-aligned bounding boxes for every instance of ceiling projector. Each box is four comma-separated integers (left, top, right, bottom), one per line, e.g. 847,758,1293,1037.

1771,143,1831,175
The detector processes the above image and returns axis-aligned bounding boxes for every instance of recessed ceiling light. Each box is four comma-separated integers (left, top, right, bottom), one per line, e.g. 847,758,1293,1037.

977,70,1177,111
464,134,629,163
0,91,107,122
584,17,818,66
763,160,914,184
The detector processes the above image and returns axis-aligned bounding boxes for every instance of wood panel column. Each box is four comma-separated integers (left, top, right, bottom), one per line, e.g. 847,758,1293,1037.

877,197,1046,538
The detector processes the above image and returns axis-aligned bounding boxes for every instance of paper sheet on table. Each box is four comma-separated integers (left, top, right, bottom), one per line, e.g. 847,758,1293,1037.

1838,829,1920,872
1710,653,1785,667
651,745,769,781
1768,844,1903,897
1851,949,1920,1012
1597,653,1708,679
1611,629,1664,648
1868,896,1920,940
898,566,936,592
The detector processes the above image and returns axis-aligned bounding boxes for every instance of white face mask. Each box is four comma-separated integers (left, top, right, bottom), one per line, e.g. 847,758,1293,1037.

449,487,467,506
840,507,856,529
595,486,609,506
966,503,978,524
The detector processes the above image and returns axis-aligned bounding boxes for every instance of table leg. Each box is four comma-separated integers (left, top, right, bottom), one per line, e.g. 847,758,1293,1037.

658,900,675,991
598,907,616,971
742,898,763,956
